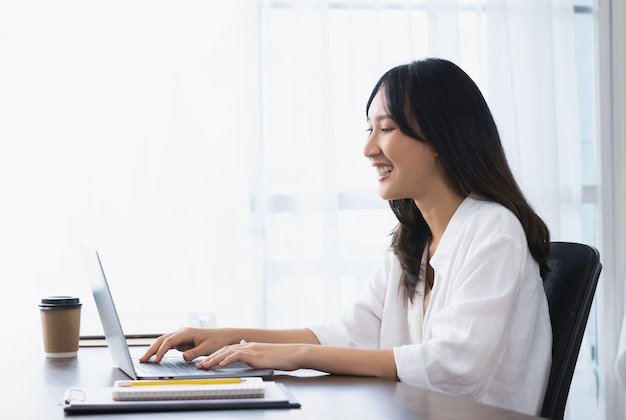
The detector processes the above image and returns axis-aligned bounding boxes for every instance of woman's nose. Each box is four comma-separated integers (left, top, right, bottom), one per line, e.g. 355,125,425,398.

363,134,381,158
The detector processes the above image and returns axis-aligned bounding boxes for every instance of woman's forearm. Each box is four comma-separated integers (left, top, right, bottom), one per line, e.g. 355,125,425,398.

296,345,398,381
235,329,397,380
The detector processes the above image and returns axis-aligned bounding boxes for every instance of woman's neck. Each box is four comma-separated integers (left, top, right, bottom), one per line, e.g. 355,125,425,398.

415,191,466,256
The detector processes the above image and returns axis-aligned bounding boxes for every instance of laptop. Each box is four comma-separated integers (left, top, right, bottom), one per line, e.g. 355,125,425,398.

81,249,274,380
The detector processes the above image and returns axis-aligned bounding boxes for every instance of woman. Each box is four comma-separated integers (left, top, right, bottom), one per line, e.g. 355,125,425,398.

141,58,552,415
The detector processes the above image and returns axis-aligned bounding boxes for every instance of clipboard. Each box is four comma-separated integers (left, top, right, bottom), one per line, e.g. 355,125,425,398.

63,381,301,414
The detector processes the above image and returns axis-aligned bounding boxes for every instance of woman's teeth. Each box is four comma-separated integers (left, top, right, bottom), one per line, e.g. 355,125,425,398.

377,166,393,175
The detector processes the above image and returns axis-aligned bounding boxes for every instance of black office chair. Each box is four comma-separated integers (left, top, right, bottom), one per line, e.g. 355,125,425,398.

540,241,602,420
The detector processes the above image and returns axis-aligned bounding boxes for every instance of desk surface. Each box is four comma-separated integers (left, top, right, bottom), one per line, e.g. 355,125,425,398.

6,345,545,419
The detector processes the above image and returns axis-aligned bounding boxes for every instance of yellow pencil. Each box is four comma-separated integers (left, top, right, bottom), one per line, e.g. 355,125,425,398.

116,378,242,387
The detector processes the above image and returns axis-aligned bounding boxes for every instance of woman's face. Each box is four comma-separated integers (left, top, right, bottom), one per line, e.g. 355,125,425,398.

364,88,444,202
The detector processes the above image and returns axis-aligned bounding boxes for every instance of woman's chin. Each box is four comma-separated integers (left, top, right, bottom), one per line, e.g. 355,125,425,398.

378,189,399,201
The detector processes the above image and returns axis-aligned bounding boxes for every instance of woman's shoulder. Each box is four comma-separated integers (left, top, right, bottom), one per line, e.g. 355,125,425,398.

465,194,520,219
454,195,525,238
434,195,533,271
464,194,514,214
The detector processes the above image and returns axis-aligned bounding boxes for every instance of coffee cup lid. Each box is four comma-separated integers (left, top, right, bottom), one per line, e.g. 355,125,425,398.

39,296,82,309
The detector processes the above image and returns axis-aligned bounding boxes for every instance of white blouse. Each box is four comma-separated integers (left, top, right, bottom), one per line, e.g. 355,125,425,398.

309,195,552,416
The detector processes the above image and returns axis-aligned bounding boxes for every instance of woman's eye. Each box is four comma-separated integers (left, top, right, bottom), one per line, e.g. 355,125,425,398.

366,126,394,135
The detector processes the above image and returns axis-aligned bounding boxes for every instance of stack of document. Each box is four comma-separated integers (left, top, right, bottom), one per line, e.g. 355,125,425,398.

63,377,301,414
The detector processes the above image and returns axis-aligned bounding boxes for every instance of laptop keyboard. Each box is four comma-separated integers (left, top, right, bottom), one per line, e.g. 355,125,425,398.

134,358,216,377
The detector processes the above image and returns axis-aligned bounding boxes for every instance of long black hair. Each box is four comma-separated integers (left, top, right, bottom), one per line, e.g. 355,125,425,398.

366,58,550,304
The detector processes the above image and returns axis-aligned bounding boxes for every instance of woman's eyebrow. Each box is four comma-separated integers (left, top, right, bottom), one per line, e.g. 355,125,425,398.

367,114,392,123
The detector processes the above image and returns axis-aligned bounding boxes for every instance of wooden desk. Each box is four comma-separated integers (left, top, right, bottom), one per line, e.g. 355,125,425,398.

7,345,545,419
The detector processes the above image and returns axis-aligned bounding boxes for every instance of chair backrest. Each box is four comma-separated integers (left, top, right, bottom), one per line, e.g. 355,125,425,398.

540,242,602,419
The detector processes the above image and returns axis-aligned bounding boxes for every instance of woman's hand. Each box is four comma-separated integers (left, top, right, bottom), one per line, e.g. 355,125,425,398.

196,340,308,372
139,327,236,363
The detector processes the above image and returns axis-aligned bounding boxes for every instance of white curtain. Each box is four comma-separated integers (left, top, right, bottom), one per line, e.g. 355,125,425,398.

0,0,269,328
616,271,626,390
611,0,626,404
1,0,590,414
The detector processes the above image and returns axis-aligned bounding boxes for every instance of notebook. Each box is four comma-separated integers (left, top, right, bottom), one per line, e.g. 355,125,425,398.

81,249,274,380
111,377,266,401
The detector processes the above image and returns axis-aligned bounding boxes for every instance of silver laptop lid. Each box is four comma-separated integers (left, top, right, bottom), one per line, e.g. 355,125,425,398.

81,249,139,379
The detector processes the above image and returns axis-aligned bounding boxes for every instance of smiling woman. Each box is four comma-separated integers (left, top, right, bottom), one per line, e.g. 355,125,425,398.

0,1,603,418
140,58,553,417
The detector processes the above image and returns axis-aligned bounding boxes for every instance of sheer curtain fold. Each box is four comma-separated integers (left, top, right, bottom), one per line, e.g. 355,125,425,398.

611,0,626,403
485,0,582,241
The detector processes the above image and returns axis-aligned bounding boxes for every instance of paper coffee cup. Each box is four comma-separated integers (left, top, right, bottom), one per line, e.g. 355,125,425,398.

39,296,82,358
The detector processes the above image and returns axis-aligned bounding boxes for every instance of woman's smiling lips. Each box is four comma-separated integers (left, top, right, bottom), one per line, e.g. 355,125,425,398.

372,162,394,181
